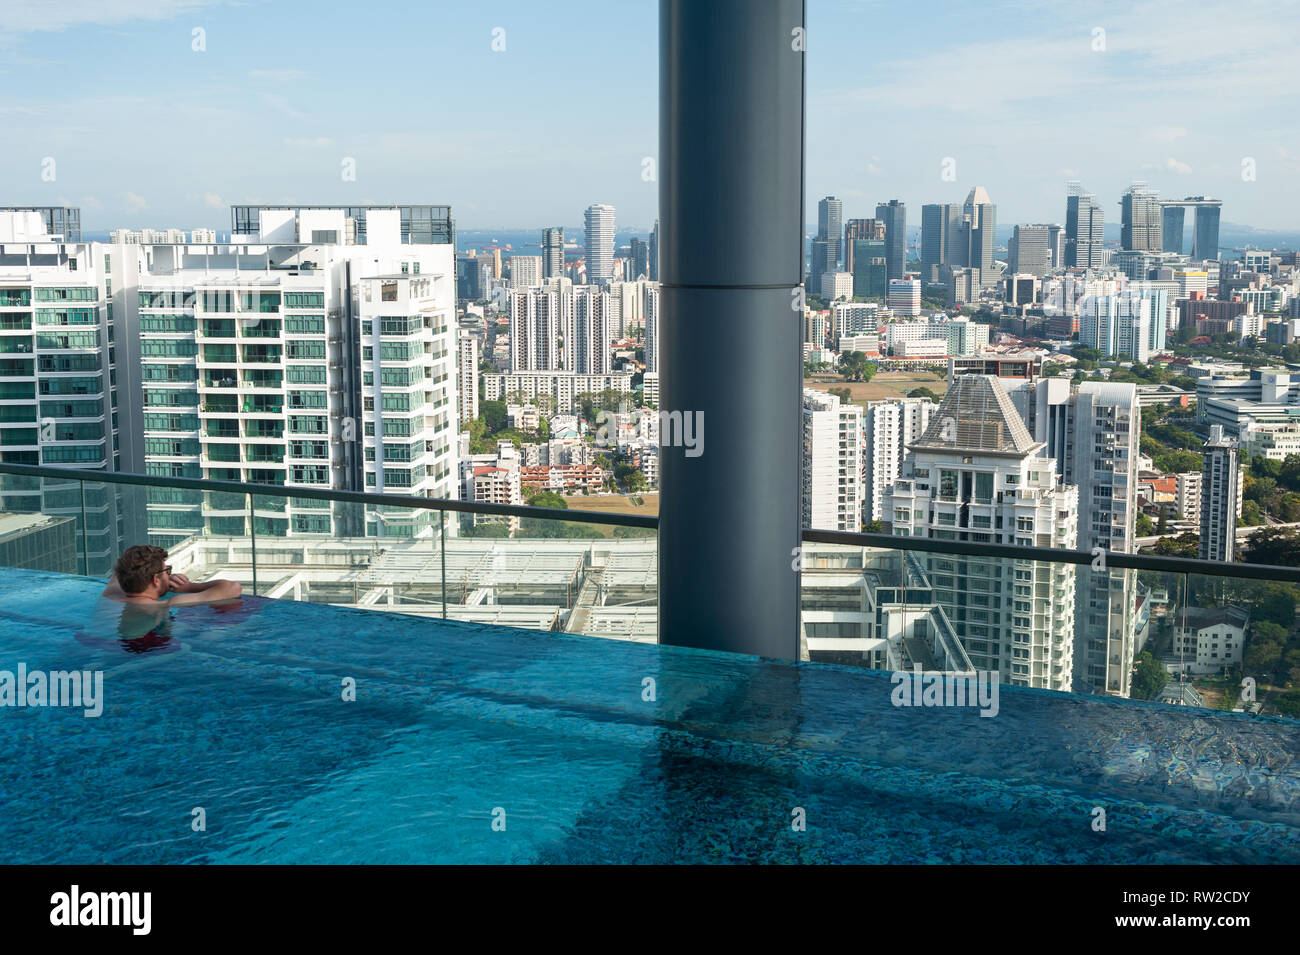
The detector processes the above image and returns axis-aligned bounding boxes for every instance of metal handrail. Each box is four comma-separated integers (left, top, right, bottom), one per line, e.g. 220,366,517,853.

1,462,1296,584
0,462,657,529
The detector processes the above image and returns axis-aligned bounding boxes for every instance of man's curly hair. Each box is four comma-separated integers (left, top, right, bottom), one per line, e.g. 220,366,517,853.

114,545,168,595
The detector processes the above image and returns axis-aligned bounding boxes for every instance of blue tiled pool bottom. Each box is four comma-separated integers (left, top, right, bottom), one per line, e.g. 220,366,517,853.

0,568,1296,864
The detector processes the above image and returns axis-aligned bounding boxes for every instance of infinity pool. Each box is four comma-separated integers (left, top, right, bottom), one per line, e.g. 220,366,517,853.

0,568,1296,864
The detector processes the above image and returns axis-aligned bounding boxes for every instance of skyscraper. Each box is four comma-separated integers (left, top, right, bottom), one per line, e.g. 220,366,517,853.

1065,185,1105,269
1120,183,1162,252
1010,224,1051,277
959,187,996,285
584,203,615,284
542,227,564,279
875,199,906,282
649,218,660,281
1200,426,1239,562
1192,201,1221,262
843,218,885,274
808,238,834,301
920,203,962,284
629,237,649,281
817,196,844,269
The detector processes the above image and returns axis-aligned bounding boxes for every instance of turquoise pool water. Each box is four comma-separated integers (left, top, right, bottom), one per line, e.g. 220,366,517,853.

0,568,1296,864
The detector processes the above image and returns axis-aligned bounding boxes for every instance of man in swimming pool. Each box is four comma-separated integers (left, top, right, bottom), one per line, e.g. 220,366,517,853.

102,545,242,606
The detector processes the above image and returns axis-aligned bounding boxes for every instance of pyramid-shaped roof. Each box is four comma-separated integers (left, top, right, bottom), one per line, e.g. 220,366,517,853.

911,375,1041,455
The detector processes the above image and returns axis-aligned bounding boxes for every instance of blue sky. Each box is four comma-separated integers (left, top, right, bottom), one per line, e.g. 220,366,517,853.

2,0,1296,234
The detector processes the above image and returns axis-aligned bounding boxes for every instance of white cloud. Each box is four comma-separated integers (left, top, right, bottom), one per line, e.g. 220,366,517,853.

125,191,148,210
203,191,223,208
1,0,219,35
1163,157,1193,175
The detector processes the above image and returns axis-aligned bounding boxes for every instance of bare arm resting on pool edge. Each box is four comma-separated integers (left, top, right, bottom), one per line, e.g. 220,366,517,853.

103,544,243,607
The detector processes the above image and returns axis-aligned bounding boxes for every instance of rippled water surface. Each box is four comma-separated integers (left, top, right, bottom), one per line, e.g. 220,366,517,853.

0,568,1296,863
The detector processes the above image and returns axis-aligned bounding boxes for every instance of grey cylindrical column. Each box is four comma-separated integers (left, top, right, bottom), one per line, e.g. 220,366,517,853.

658,0,805,659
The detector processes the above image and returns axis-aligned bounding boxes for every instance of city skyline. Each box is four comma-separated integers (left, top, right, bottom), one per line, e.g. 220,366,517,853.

1,0,1297,231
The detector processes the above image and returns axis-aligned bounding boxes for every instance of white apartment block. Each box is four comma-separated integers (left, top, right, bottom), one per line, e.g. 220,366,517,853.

863,397,936,523
1176,471,1201,521
801,389,863,532
642,371,659,408
887,375,1079,692
998,376,1141,695
509,255,543,289
484,372,632,414
887,278,921,316
458,334,479,424
507,287,563,371
0,209,129,574
569,286,612,374
116,204,458,544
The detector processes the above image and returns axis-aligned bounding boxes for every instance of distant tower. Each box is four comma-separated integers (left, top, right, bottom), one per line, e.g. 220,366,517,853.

584,203,615,284
1120,183,1162,252
649,218,660,281
1065,183,1104,269
542,227,564,279
817,196,844,269
875,199,907,282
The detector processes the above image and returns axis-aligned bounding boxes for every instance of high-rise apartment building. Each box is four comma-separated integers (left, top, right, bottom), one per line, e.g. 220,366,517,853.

862,397,935,522
801,389,863,532
875,200,907,283
458,334,479,424
0,208,128,574
116,204,459,544
584,204,615,285
887,375,1078,691
568,287,612,374
1200,425,1239,562
997,377,1141,695
509,255,543,289
1079,288,1168,361
542,227,564,279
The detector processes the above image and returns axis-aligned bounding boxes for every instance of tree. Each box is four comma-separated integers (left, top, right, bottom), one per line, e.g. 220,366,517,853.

481,400,507,434
1135,513,1155,537
1243,528,1300,568
1131,652,1169,701
1157,505,1168,534
908,387,941,402
527,490,568,510
837,350,873,382
828,386,853,404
